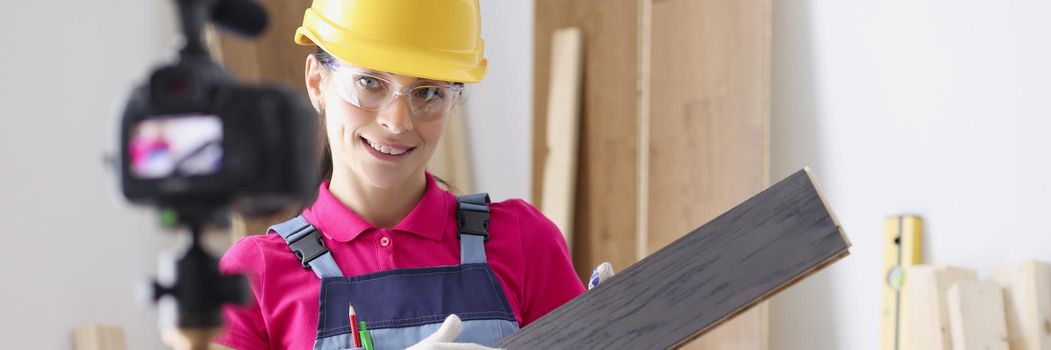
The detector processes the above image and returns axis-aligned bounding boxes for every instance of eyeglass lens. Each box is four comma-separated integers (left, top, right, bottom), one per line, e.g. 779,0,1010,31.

339,72,459,119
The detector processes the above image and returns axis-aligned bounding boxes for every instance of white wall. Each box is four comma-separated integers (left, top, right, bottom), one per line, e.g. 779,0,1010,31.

0,1,178,348
769,0,1051,349
464,0,534,202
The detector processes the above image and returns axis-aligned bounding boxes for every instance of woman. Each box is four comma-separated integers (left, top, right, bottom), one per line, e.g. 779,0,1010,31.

216,0,584,349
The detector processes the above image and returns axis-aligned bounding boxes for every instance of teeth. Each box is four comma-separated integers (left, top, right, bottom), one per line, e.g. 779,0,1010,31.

367,139,408,155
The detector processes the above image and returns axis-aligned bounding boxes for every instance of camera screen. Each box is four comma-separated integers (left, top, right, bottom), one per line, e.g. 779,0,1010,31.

129,115,222,179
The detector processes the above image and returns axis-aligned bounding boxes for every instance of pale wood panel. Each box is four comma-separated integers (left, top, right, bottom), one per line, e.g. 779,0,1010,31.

947,281,1009,350
646,0,770,251
540,28,584,249
901,265,978,350
645,0,771,349
534,0,640,279
995,260,1051,350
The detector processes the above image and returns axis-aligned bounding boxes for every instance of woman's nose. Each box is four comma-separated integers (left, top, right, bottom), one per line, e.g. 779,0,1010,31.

376,95,414,134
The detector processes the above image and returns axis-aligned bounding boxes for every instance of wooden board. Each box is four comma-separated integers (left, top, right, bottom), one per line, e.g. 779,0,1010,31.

496,168,850,349
900,265,977,350
994,260,1051,350
534,0,771,347
643,0,772,348
645,0,771,258
533,0,640,280
540,27,584,249
947,281,1009,350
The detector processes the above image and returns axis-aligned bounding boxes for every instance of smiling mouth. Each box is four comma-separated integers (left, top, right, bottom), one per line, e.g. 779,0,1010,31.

360,136,415,156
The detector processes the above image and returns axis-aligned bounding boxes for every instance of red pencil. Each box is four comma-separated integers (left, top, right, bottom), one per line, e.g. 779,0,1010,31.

349,305,361,347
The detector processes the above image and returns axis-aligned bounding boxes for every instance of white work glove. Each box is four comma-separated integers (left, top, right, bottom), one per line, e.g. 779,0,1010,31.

588,262,615,290
406,314,503,350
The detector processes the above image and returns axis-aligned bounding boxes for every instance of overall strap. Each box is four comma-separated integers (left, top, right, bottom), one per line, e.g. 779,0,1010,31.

269,215,344,279
456,193,491,265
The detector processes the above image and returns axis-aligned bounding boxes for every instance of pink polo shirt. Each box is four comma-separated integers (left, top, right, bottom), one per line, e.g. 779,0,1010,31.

216,174,585,349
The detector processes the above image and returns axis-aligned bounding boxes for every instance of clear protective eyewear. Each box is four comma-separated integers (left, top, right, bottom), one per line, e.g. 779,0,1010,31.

329,65,464,120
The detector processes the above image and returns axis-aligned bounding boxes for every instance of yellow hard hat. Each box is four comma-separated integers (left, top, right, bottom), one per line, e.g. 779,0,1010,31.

294,0,488,83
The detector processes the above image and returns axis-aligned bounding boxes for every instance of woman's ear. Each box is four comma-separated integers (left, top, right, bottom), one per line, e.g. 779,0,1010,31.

305,54,325,112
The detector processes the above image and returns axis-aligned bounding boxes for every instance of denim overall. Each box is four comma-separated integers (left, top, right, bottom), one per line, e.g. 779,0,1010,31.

269,193,520,350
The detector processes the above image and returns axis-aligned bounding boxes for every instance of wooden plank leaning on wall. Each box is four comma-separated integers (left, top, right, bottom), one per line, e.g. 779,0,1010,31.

540,27,585,249
533,0,641,283
994,260,1051,350
900,265,978,350
947,281,1010,350
533,0,771,348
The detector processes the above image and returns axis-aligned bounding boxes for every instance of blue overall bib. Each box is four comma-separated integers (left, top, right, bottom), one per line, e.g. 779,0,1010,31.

269,193,520,350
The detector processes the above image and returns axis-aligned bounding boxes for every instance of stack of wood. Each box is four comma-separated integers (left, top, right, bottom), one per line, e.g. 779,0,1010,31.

900,260,1051,350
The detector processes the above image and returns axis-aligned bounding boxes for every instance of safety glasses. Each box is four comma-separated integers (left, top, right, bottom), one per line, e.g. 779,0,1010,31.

328,65,464,120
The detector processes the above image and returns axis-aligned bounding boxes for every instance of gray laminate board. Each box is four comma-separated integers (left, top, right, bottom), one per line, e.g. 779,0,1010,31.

496,168,850,349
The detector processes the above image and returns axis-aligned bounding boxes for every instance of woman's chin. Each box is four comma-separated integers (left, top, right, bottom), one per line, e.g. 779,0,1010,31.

357,165,415,189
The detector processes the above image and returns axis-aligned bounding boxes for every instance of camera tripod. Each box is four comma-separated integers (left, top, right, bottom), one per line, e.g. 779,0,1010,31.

148,207,248,350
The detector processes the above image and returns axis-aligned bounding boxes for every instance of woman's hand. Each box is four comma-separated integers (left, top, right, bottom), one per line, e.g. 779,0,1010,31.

406,314,503,350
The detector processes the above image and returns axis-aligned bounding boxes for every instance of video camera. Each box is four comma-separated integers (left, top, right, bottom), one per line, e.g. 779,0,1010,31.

115,0,319,344
120,0,318,217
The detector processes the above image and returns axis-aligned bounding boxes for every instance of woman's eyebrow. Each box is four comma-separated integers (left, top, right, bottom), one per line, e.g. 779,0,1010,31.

338,63,390,77
414,79,453,85
349,65,453,85
357,68,393,78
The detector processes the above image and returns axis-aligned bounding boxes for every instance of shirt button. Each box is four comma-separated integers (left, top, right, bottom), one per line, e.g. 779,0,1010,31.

380,236,390,247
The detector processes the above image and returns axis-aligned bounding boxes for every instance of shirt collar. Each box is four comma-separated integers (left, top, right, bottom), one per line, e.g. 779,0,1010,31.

304,173,450,242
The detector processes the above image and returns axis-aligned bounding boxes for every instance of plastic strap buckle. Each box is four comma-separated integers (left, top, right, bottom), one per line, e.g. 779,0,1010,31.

457,194,491,241
287,225,329,269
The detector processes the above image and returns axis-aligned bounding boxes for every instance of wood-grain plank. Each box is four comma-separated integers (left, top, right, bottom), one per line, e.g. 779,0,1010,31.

995,260,1051,350
496,169,850,349
947,281,1009,350
540,27,584,248
900,265,977,350
533,0,640,279
645,0,772,348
